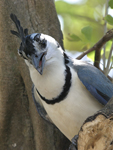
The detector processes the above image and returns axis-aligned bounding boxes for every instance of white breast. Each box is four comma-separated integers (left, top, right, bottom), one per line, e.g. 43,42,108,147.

29,60,103,141
29,56,65,99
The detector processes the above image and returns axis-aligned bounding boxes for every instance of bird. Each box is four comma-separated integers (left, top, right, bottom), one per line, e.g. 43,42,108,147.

10,14,113,141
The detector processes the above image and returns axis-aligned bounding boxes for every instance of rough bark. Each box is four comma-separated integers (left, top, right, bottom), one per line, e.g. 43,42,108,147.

0,0,70,150
70,97,113,150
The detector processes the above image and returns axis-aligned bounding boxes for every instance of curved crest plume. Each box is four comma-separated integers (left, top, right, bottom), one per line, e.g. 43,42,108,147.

10,13,28,45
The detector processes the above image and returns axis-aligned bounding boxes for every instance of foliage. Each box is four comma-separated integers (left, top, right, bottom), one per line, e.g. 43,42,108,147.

81,26,92,41
55,0,113,80
55,0,106,51
104,15,113,26
109,0,113,9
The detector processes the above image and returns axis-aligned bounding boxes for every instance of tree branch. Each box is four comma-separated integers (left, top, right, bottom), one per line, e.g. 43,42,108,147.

94,49,101,68
104,41,113,76
76,29,113,63
103,0,109,70
69,97,113,150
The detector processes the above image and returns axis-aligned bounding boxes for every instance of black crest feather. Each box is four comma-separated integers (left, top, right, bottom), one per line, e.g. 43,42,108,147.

10,14,28,45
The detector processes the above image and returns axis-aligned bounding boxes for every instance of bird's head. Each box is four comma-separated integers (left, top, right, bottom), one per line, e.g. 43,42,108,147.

10,14,63,75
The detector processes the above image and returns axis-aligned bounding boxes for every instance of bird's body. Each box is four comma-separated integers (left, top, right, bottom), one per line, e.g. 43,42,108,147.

10,14,113,141
29,57,103,140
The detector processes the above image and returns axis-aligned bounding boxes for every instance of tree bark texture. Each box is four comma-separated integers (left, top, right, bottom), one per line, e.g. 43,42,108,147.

0,0,70,150
69,97,113,150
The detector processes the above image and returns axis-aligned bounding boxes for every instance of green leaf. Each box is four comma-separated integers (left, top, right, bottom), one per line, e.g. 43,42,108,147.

109,0,113,9
81,26,92,41
104,15,113,25
68,34,81,42
87,51,95,61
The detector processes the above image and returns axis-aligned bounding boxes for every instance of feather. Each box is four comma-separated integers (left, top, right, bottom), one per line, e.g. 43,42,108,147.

72,60,113,105
10,13,28,45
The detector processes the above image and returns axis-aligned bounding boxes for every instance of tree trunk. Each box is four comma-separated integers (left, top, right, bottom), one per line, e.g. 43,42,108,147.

0,0,70,149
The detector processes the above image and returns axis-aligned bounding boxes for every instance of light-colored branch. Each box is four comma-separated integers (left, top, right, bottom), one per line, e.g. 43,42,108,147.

103,0,109,70
104,41,113,76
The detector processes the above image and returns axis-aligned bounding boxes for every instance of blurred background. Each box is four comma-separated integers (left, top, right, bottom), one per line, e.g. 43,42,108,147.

55,0,113,79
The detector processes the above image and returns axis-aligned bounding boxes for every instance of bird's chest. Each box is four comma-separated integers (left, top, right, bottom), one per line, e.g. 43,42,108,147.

30,64,65,99
30,65,103,141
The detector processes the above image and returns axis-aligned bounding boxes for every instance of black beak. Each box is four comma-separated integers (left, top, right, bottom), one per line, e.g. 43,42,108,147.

31,52,46,75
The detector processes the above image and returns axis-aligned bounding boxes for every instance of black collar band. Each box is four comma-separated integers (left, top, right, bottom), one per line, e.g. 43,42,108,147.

36,52,72,105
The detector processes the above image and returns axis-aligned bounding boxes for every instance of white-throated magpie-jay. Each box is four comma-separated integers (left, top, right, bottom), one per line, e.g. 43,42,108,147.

10,14,113,141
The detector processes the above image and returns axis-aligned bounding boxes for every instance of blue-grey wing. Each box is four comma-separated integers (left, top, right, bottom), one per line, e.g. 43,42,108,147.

32,84,53,124
72,60,113,105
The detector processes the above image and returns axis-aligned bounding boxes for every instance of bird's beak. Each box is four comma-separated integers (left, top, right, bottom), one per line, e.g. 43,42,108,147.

31,52,46,75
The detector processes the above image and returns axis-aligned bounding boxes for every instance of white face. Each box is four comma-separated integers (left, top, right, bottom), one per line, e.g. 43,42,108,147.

20,33,64,74
32,33,63,61
10,14,64,74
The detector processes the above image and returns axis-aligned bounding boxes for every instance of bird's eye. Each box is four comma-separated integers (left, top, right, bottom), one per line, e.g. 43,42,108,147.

34,33,41,42
35,37,40,42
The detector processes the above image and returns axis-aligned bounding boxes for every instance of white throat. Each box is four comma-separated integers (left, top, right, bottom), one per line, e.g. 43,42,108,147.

28,52,66,100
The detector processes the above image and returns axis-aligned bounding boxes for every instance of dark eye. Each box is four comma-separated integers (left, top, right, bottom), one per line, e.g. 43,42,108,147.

34,33,41,42
35,37,40,42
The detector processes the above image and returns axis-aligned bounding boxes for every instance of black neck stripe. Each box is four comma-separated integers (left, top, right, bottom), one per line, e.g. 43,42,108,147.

36,52,72,105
